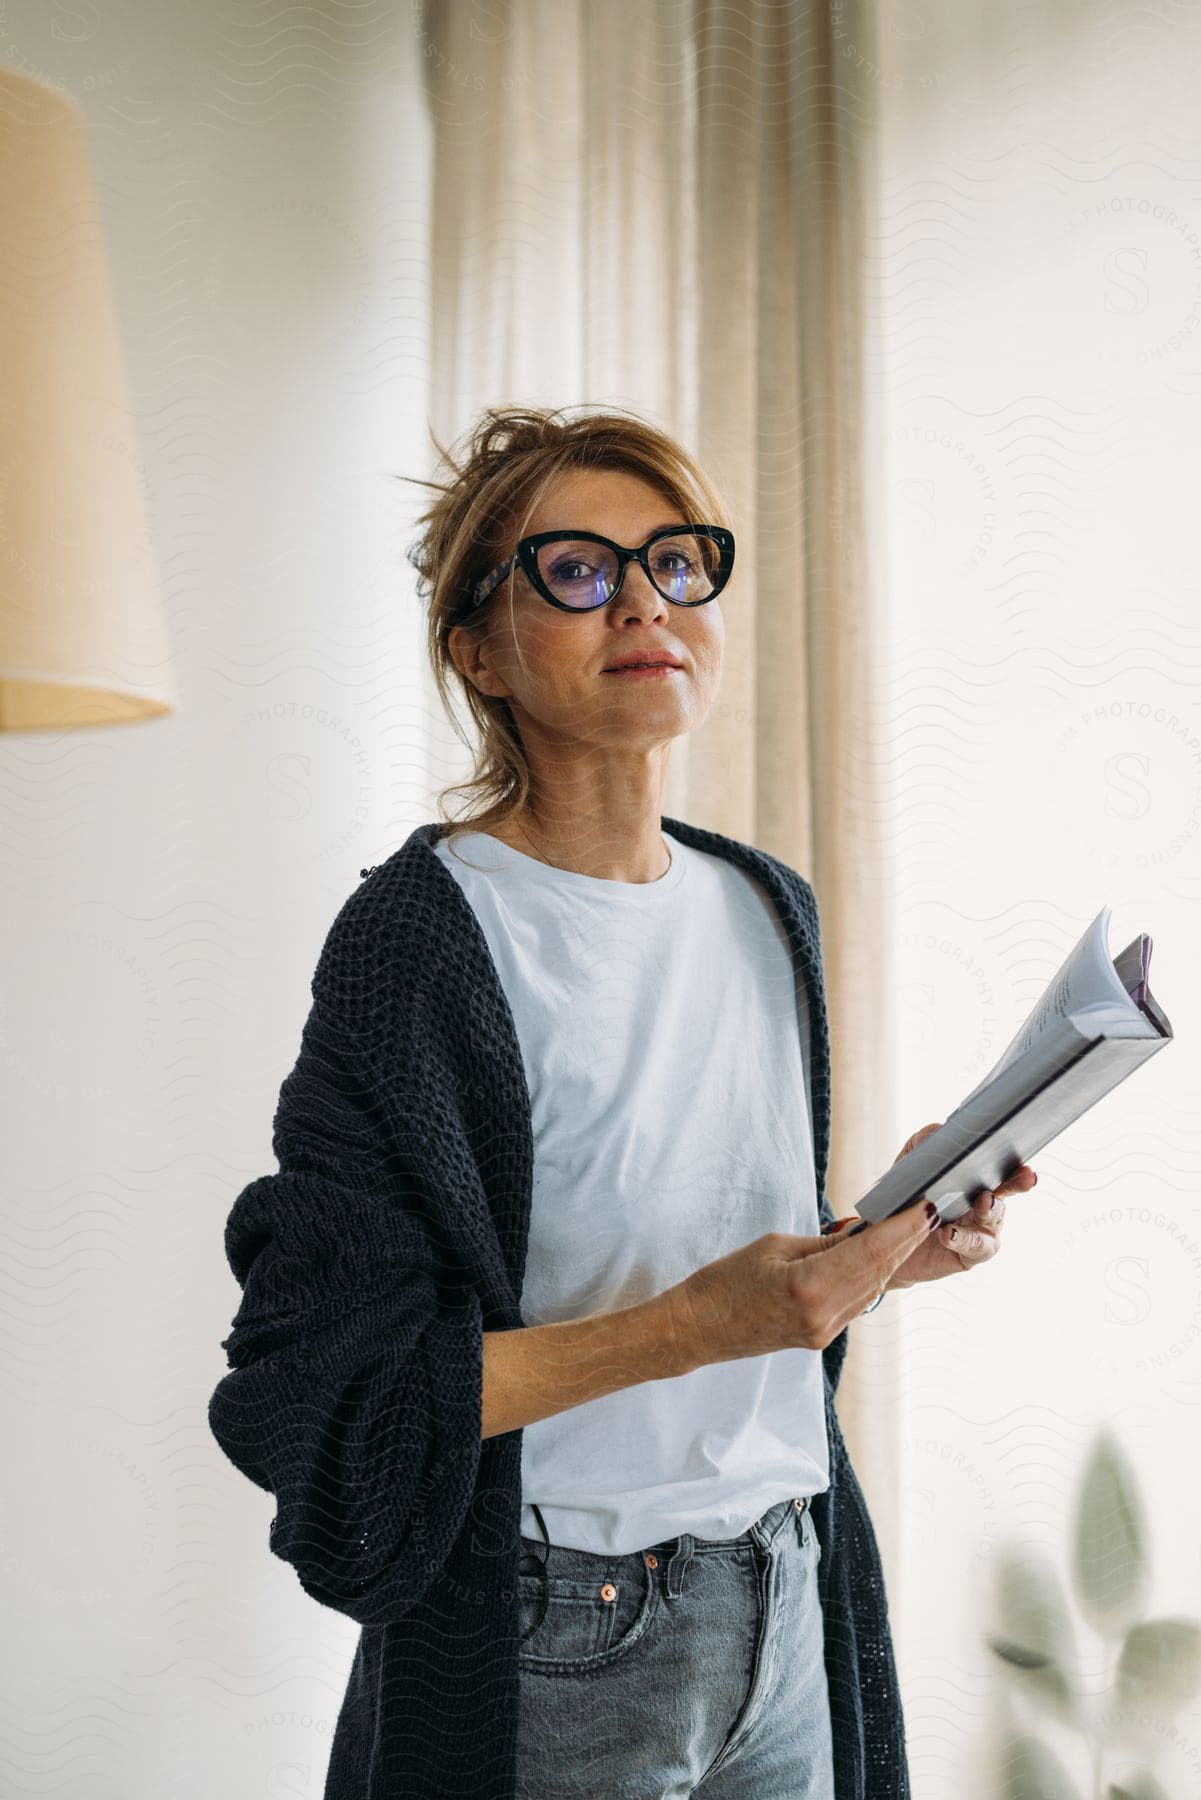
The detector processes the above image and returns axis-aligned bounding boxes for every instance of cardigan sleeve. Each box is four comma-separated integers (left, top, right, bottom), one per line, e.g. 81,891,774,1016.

207,966,484,1629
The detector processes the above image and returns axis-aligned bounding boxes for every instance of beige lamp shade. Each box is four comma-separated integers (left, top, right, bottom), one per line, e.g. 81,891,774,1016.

0,69,177,730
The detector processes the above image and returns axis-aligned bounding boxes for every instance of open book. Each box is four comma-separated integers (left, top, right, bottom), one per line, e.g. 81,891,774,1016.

853,907,1174,1228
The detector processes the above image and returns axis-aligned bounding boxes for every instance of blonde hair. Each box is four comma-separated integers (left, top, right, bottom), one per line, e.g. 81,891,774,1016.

396,403,733,857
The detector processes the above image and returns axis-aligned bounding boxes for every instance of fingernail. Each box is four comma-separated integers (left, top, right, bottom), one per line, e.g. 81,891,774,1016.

986,1193,997,1211
924,1200,940,1227
948,1227,959,1243
846,1219,870,1236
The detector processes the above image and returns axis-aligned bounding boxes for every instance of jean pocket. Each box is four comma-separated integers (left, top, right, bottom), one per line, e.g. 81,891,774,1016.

516,1551,660,1673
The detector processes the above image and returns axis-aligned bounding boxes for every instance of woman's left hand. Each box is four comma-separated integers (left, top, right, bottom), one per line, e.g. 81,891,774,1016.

882,1122,1039,1291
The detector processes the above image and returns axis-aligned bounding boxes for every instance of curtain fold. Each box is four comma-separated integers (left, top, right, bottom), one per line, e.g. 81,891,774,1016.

421,0,902,1577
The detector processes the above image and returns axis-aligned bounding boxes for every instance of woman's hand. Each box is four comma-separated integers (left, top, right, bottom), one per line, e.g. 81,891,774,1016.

661,1201,944,1366
881,1122,1038,1291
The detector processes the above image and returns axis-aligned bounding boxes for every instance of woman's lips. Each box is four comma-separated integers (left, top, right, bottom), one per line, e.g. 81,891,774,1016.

604,664,681,677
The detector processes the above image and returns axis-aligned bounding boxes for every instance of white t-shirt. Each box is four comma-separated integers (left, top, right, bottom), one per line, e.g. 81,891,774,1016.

433,825,830,1555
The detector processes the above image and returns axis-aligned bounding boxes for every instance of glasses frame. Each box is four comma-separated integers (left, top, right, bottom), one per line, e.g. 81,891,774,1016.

455,524,736,624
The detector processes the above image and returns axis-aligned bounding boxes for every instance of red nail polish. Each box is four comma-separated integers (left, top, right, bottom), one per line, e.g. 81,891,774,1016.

924,1200,939,1226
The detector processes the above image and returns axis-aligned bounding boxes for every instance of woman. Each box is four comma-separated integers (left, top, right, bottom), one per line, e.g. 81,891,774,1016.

209,403,1036,1800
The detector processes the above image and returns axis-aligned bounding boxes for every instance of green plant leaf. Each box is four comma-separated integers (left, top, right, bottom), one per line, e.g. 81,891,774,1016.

998,1730,1083,1800
1114,1617,1201,1717
1072,1429,1148,1635
1107,1773,1172,1800
986,1543,1081,1724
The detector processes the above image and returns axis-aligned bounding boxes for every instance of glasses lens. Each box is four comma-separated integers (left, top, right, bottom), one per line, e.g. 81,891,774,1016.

535,531,721,609
646,532,720,601
536,539,618,609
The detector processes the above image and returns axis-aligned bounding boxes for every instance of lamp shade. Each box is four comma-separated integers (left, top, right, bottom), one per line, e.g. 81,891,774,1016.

0,69,177,730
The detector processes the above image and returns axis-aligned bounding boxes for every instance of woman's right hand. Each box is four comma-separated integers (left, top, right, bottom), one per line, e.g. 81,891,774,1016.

660,1202,941,1367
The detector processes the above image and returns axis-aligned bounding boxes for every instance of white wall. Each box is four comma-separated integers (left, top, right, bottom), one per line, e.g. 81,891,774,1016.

1,5,434,1793
863,3,1201,1794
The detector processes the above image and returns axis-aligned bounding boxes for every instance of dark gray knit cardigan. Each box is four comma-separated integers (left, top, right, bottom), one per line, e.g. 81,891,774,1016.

208,815,911,1798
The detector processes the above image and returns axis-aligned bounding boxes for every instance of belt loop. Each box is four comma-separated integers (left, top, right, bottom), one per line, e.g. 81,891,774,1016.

664,1531,695,1598
793,1495,810,1549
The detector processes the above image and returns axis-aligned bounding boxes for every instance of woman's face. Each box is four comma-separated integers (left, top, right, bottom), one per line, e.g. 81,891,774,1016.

450,465,726,756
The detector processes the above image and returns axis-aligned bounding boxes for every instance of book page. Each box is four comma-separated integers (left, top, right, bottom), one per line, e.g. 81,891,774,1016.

955,907,1137,1112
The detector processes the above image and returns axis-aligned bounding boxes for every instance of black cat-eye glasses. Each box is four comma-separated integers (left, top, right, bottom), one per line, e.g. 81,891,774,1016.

452,524,735,625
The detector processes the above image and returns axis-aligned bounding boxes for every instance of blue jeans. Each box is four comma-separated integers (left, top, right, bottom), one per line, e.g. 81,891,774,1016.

515,1496,835,1798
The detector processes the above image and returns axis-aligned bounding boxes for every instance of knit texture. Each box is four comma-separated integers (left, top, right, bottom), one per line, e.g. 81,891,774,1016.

208,815,911,1798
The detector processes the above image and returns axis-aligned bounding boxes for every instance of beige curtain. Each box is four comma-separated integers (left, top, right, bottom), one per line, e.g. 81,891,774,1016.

419,0,902,1571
